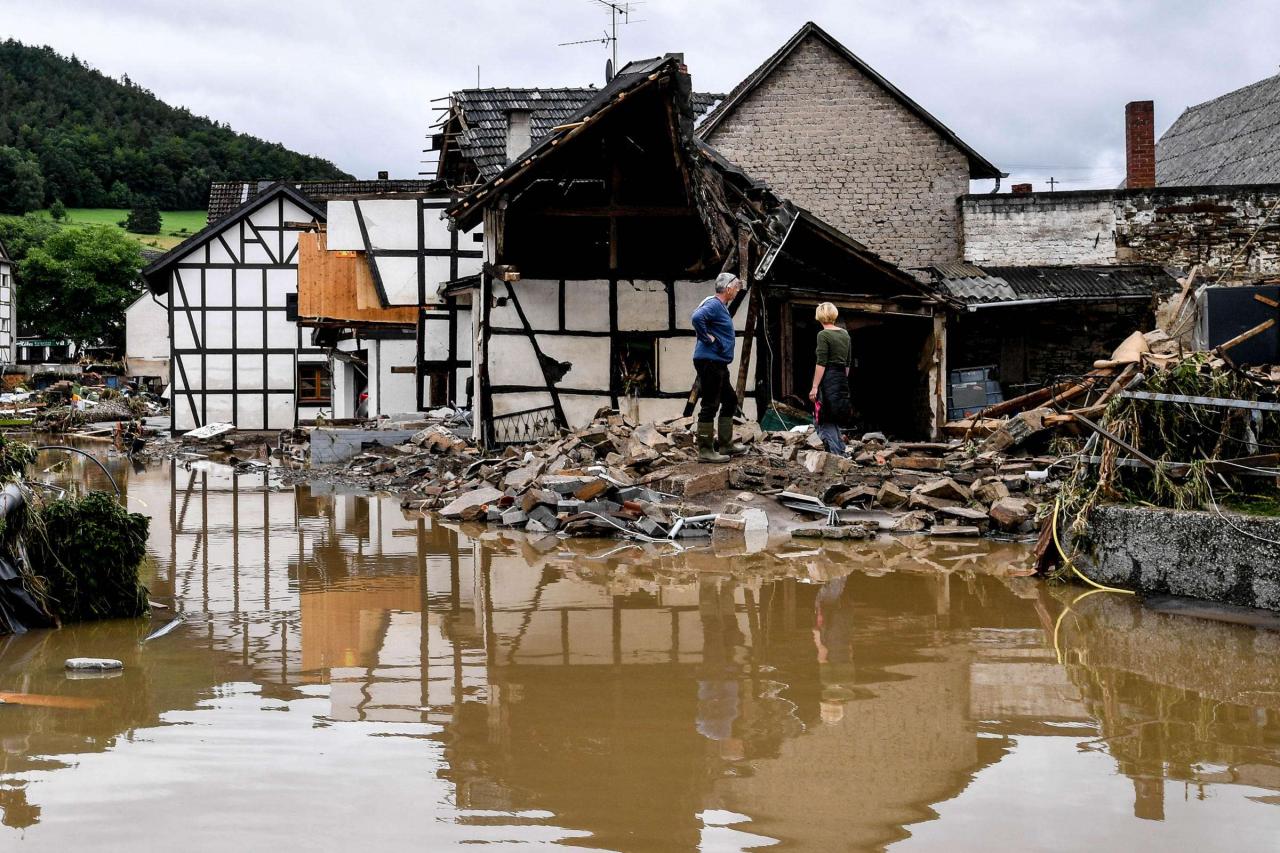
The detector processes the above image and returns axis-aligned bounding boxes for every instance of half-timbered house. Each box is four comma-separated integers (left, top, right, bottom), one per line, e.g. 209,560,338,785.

142,183,329,432
447,55,951,442
0,238,14,367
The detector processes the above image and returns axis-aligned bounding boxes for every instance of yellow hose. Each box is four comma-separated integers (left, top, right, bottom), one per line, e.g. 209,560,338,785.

1051,496,1134,595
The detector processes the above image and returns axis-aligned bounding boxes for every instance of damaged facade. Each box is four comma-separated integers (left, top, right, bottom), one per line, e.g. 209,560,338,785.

445,54,949,442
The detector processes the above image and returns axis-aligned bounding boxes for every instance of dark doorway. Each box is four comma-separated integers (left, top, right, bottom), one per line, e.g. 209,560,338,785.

785,304,934,439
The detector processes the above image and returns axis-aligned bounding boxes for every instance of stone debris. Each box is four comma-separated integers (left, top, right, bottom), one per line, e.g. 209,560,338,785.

65,658,123,672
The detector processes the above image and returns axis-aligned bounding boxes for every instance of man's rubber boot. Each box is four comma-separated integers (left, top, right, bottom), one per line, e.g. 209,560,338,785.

717,417,747,457
697,422,729,463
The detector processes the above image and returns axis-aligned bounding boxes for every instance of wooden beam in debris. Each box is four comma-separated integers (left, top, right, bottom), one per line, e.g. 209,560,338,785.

1215,318,1276,354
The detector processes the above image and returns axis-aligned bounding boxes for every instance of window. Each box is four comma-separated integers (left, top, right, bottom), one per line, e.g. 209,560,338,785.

298,364,332,404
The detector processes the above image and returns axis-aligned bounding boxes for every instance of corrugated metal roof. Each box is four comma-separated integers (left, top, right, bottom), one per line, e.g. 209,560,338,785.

447,84,722,180
933,264,1176,306
207,179,446,223
1157,73,1280,186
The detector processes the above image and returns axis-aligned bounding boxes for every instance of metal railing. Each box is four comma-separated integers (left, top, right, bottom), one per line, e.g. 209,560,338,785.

490,405,560,446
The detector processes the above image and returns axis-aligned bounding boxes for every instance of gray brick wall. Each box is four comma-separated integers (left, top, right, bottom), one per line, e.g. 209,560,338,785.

962,186,1280,280
704,34,971,270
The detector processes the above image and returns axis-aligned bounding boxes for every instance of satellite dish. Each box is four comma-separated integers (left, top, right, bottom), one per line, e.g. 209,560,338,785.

605,58,613,83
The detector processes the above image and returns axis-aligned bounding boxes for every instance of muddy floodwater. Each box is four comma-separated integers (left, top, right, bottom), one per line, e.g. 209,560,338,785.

1,451,1279,851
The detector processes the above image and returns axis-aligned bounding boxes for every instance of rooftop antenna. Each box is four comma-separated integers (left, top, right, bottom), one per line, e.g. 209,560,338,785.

558,0,644,81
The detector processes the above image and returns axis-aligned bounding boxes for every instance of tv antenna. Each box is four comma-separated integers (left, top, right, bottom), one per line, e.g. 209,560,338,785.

558,1,643,80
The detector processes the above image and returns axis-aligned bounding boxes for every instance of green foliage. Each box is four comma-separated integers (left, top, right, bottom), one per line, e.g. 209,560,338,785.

0,145,45,213
0,39,352,209
0,212,58,262
1058,354,1280,540
27,491,150,622
124,197,161,234
18,225,143,347
48,198,66,220
0,433,36,480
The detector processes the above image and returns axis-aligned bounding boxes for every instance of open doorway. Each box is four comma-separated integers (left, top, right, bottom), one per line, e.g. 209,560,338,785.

784,303,935,439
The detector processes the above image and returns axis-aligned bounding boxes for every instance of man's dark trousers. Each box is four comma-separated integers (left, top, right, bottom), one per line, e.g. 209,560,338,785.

694,359,736,423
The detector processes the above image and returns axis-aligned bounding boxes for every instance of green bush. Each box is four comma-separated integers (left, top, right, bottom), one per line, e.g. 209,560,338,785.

29,491,150,623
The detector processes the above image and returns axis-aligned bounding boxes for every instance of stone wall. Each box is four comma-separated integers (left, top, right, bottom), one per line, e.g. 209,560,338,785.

1081,505,1280,611
962,185,1280,280
704,34,972,271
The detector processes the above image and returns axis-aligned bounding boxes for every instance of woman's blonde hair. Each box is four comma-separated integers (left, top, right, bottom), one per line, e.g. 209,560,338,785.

815,302,839,324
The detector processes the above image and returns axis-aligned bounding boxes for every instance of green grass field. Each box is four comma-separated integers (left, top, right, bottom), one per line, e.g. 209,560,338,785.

33,208,207,250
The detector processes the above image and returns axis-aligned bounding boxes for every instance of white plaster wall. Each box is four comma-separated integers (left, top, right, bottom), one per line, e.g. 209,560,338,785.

126,293,169,361
491,279,560,330
372,338,418,416
658,337,756,394
566,280,610,331
616,279,668,332
961,196,1116,266
488,335,542,387
538,334,610,390
674,280,748,331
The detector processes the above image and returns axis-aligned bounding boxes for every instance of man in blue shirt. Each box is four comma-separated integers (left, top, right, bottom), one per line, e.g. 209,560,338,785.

690,272,748,462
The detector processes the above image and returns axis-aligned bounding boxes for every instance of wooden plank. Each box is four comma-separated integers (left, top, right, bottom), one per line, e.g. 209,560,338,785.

1215,317,1276,354
297,232,416,325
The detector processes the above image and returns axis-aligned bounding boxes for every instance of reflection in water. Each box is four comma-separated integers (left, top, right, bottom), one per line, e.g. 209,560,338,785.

0,452,1277,849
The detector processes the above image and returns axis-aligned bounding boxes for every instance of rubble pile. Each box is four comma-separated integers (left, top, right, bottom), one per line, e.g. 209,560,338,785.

318,407,1066,542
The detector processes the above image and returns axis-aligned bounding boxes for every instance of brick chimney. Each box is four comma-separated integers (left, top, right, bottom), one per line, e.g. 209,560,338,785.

1011,183,1032,194
1125,100,1156,189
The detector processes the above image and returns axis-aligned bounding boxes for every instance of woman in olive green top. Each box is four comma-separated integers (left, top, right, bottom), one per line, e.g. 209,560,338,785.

808,302,851,454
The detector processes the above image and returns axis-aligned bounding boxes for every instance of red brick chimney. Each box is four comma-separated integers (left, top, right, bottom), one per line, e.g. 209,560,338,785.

1011,183,1032,194
1125,100,1156,189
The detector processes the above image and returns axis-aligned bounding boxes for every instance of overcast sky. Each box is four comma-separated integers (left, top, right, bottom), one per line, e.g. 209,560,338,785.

2,0,1278,192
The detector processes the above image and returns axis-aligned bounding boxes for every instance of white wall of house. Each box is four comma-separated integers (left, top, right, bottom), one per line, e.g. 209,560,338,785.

478,276,754,436
160,191,325,432
125,292,170,382
0,253,13,366
366,337,419,417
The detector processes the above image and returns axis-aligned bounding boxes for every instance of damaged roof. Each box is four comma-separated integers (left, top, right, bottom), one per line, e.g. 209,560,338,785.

445,54,933,300
1157,73,1280,186
697,21,1003,181
932,262,1176,307
207,178,447,224
438,84,723,181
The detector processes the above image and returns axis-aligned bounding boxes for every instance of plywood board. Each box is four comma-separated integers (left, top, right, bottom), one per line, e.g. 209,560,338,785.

296,232,417,325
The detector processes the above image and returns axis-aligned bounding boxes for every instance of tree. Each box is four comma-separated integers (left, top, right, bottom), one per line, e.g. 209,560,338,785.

124,197,161,234
49,199,66,221
18,225,143,350
0,146,45,213
0,213,58,262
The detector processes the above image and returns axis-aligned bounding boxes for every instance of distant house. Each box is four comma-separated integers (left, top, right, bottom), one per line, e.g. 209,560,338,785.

142,183,331,432
697,21,1003,271
1155,73,1280,186
124,291,169,385
0,239,13,367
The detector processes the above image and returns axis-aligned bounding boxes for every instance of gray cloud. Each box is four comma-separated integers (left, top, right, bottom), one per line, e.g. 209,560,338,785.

2,0,1277,193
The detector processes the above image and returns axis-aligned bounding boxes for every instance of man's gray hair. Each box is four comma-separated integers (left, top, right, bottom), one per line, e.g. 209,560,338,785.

715,272,741,293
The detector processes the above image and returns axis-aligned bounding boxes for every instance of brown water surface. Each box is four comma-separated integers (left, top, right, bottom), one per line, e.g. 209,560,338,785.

0,451,1278,850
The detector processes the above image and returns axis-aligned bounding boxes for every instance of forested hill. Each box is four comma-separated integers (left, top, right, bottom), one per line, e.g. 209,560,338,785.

0,39,352,212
